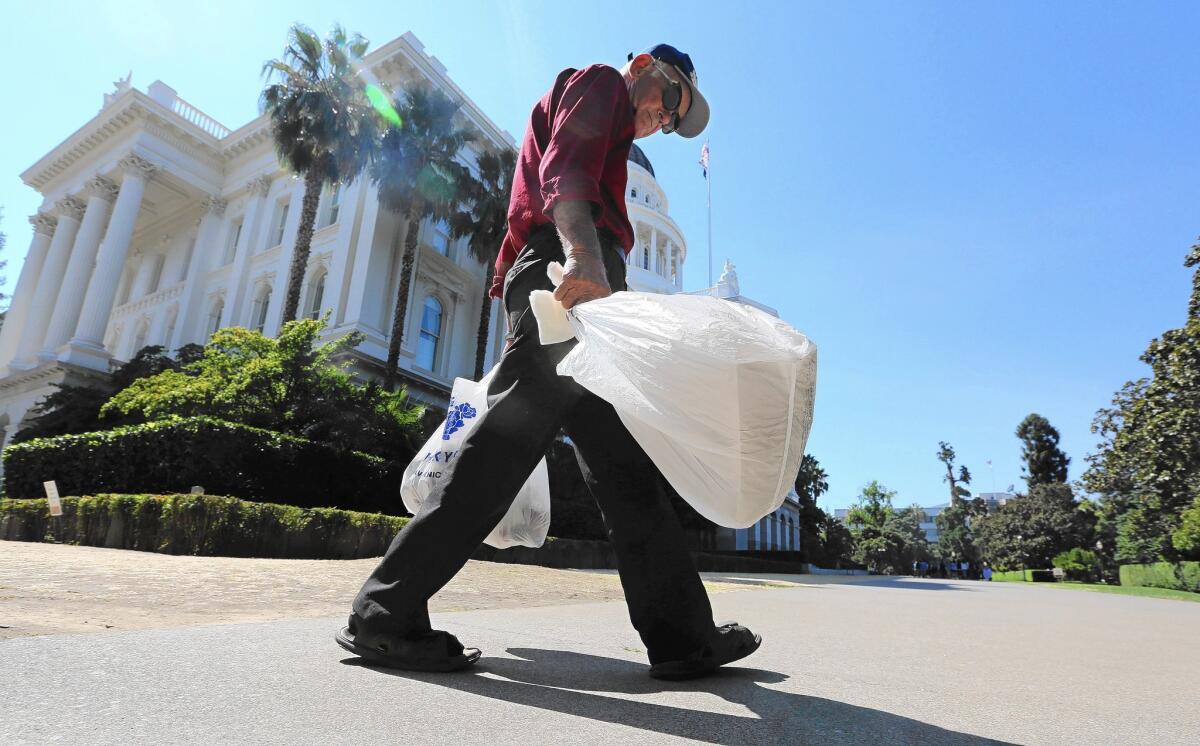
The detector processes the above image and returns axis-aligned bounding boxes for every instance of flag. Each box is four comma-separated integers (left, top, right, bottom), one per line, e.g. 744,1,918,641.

699,140,710,179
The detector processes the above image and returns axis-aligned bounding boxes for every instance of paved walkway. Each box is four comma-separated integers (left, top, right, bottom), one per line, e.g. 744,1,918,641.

3,546,1198,744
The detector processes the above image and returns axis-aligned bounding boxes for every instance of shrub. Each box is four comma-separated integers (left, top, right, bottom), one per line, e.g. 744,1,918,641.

1119,562,1200,593
992,569,1031,582
0,494,408,559
1052,547,1101,582
2,416,404,514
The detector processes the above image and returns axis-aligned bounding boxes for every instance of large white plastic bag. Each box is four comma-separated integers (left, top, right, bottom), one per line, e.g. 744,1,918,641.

531,266,816,528
401,368,551,549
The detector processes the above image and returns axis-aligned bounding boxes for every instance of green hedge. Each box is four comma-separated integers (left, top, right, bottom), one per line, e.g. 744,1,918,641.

1119,562,1200,593
2,416,403,515
992,569,1057,582
0,494,408,559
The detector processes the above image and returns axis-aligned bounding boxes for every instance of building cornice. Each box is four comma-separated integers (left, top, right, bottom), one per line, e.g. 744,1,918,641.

21,89,224,193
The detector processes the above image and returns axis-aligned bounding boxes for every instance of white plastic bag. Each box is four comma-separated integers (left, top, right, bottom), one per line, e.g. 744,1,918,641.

401,367,552,549
530,264,817,528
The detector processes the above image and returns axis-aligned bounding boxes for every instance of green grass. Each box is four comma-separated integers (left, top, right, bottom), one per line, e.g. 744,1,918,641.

1013,580,1200,603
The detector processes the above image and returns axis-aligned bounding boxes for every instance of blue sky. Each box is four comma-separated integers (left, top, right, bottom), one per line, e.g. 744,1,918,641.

2,1,1199,510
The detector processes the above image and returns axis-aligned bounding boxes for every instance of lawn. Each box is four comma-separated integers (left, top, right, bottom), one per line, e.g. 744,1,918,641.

999,579,1200,603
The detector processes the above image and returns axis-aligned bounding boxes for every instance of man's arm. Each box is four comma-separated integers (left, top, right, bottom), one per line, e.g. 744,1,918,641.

552,200,612,309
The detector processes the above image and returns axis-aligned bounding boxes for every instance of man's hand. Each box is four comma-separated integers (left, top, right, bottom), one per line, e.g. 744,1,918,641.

555,253,611,309
551,200,612,310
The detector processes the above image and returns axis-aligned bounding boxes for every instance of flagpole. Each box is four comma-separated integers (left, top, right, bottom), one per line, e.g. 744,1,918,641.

706,150,713,289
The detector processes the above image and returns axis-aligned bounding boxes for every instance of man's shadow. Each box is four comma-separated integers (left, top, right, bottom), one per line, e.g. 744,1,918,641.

343,648,1011,745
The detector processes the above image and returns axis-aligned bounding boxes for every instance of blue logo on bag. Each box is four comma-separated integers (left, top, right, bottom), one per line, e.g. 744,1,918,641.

442,400,478,440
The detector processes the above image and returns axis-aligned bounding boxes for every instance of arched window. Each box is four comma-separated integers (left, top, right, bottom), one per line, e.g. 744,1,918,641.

250,286,271,334
416,296,443,371
207,299,224,339
630,187,637,199
306,271,327,320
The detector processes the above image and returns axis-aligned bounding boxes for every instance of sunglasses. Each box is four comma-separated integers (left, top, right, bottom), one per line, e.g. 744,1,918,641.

649,59,684,134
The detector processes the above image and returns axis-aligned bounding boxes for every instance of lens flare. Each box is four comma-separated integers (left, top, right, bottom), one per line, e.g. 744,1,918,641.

365,84,401,127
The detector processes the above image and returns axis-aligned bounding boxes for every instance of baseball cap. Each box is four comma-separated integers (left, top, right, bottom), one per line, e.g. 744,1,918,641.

635,43,710,138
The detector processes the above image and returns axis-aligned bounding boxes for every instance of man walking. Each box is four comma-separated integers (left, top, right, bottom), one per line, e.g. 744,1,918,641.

338,44,760,680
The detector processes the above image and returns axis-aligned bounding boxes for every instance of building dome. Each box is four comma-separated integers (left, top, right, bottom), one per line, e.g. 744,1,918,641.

628,143,655,178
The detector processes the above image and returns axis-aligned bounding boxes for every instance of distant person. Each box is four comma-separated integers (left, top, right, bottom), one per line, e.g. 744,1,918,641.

983,564,993,582
337,44,760,681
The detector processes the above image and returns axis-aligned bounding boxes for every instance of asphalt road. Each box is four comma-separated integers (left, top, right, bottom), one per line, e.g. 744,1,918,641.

3,577,1197,745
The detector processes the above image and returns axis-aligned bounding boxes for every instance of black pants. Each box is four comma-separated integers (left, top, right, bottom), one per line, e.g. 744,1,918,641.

352,227,716,664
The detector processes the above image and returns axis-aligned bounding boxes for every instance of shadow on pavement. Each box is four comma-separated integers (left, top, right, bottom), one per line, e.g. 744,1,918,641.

343,648,1010,745
824,577,977,592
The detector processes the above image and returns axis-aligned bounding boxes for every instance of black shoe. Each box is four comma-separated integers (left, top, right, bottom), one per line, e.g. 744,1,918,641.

335,614,481,672
648,622,762,680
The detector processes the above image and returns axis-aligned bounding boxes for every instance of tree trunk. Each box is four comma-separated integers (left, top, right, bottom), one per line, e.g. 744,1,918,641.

281,168,324,324
384,209,421,390
473,260,496,381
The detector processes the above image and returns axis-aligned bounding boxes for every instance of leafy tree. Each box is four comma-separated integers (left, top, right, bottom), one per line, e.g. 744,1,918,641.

101,319,423,466
792,454,829,563
1052,547,1101,582
449,147,517,380
935,497,985,567
819,511,855,568
1016,413,1070,489
975,483,1093,570
261,24,380,324
845,481,926,573
1172,496,1200,560
370,85,474,389
12,344,202,443
1084,238,1200,563
937,441,972,503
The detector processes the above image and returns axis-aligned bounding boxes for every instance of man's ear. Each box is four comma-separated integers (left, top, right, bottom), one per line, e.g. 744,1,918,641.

629,53,654,77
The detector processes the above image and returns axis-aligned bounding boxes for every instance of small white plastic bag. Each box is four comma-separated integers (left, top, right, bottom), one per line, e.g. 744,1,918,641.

529,264,817,528
401,367,552,549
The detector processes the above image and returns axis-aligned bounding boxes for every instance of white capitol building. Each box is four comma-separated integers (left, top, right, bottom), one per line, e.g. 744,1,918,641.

0,31,799,553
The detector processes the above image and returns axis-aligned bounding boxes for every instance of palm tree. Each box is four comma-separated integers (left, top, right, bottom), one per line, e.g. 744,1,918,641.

261,24,379,325
449,148,516,380
369,85,474,389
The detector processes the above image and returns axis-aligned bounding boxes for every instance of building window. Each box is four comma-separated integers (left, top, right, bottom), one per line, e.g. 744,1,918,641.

306,271,326,320
223,220,243,265
630,188,637,199
131,321,149,357
207,299,224,339
270,201,290,247
427,219,452,257
415,296,442,371
250,287,271,334
642,247,650,270
146,254,165,295
322,185,341,227
656,249,666,277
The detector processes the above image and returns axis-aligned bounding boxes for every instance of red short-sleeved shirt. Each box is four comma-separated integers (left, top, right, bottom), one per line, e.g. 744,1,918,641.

490,64,636,299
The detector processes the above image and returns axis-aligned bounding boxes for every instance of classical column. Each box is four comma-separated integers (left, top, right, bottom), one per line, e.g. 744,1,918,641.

0,214,57,371
59,154,157,370
222,175,272,328
41,176,119,359
651,228,659,274
169,195,227,351
11,197,86,368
